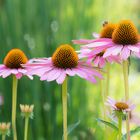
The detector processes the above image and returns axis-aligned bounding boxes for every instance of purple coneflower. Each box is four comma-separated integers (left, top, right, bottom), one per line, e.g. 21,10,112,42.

0,48,33,140
23,44,103,140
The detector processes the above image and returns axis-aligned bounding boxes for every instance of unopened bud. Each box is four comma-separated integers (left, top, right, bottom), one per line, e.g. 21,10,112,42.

20,104,34,118
0,122,10,136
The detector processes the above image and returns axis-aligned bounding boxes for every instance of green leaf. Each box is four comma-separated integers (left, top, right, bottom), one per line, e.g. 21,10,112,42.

123,126,140,139
62,120,80,139
96,118,118,131
67,120,80,135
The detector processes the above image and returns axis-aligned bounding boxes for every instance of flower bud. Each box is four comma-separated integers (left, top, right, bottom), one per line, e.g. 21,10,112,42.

0,122,10,136
20,104,34,118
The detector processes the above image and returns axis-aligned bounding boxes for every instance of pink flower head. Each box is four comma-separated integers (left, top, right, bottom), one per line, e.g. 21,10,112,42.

106,97,135,113
23,44,103,84
73,20,140,61
0,49,33,79
78,48,121,68
73,22,121,67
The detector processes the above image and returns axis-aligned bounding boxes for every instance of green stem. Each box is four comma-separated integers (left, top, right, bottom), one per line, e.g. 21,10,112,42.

24,117,29,140
62,77,68,140
100,80,105,119
12,75,18,140
105,63,110,97
118,115,122,140
122,60,130,140
2,135,6,140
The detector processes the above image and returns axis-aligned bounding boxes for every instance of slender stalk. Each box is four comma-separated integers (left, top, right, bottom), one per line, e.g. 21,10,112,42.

2,135,6,140
12,75,18,140
100,80,105,119
105,63,110,97
24,117,29,140
122,60,130,140
62,77,68,140
118,114,122,140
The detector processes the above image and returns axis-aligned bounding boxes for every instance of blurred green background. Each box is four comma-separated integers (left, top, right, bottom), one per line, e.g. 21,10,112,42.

0,0,140,139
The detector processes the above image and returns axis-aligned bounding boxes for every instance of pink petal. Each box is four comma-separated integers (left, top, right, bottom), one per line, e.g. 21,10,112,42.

94,56,100,67
28,66,53,76
99,58,106,68
92,32,100,38
103,46,120,57
89,47,107,55
83,40,112,48
86,76,97,83
66,69,76,76
0,70,12,78
111,45,123,55
15,73,23,79
74,68,88,79
121,47,130,60
72,39,95,44
46,68,62,82
18,69,27,73
56,70,66,84
11,69,18,74
128,45,140,52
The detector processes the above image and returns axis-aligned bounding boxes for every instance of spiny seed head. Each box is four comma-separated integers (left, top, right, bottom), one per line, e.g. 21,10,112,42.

52,44,79,69
100,23,117,38
4,49,28,69
112,20,139,45
115,102,129,110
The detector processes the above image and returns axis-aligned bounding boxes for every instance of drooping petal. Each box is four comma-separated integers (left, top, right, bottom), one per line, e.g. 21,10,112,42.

128,45,140,52
82,40,113,48
94,56,100,67
15,73,23,79
121,47,130,60
111,45,123,55
99,58,106,68
66,69,76,76
86,76,97,83
74,68,88,79
46,68,62,82
72,39,95,44
103,46,120,57
89,47,107,55
18,69,27,73
0,69,12,78
56,70,66,84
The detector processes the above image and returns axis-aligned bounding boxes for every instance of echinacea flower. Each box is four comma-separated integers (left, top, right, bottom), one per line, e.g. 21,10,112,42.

20,104,34,140
20,104,34,118
74,22,121,68
0,49,33,79
0,122,10,136
74,20,140,60
23,44,103,84
0,48,33,140
106,97,135,113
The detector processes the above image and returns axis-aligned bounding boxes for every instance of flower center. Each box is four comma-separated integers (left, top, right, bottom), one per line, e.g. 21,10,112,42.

52,44,79,69
115,102,129,110
4,49,28,69
112,20,139,45
100,22,117,38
